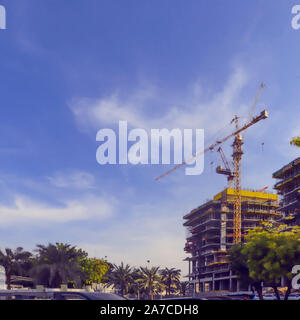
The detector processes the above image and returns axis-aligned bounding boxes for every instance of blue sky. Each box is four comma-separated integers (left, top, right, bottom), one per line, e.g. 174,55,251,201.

0,0,300,275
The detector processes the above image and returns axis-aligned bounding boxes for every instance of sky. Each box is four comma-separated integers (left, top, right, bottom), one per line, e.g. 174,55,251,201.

0,0,300,277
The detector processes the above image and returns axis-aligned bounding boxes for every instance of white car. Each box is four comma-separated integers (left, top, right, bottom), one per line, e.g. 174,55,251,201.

287,294,300,300
253,294,300,300
252,294,276,300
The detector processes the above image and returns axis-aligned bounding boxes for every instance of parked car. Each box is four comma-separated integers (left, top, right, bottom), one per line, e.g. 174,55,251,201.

226,293,255,300
161,296,208,300
0,290,52,300
286,294,300,300
0,290,126,300
252,294,276,300
204,296,234,300
53,291,126,300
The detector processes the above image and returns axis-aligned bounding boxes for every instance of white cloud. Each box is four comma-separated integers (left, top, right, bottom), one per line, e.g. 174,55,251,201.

47,171,95,189
0,194,115,226
70,66,250,137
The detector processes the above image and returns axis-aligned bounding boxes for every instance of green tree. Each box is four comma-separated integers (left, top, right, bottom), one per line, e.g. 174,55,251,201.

0,247,32,290
81,257,109,286
160,267,181,296
290,137,300,147
30,243,87,288
229,223,300,300
106,262,134,296
228,242,263,299
136,266,162,300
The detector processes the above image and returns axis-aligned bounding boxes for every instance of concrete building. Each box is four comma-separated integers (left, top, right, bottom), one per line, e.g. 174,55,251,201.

273,157,300,225
183,188,281,295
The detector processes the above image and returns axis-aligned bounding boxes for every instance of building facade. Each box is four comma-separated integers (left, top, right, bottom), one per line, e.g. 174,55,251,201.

273,157,300,225
183,188,280,295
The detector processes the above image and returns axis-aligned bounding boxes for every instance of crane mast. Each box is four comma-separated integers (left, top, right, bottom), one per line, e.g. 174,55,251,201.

232,133,243,243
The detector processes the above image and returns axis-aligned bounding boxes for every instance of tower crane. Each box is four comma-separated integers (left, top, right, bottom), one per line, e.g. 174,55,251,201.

216,83,265,242
155,109,269,244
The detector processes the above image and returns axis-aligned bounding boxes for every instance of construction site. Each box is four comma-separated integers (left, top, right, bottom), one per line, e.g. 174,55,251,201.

183,188,280,294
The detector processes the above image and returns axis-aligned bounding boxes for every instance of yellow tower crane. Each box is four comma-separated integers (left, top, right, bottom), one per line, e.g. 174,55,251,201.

155,109,269,244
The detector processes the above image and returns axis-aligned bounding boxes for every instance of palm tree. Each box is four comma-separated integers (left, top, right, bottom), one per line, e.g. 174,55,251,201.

177,281,189,296
290,137,300,147
0,247,32,289
127,268,143,299
106,262,134,296
30,243,86,288
136,266,162,300
160,267,181,296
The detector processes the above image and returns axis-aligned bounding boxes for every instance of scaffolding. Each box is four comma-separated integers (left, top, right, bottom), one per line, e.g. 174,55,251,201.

183,188,281,294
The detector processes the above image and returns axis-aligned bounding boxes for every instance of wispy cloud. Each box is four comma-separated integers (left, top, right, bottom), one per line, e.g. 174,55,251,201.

70,65,250,137
0,193,115,226
47,171,95,189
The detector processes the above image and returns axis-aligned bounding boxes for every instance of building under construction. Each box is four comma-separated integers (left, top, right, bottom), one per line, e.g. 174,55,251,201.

183,188,281,294
273,157,300,225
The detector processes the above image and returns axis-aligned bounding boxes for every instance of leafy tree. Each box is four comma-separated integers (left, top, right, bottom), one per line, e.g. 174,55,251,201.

160,267,181,296
105,262,134,296
229,223,300,300
290,137,300,147
248,223,300,300
30,243,87,288
0,247,32,289
228,242,263,299
81,257,109,286
136,266,162,300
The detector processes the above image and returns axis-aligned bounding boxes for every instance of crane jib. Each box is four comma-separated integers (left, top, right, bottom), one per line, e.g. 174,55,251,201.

154,110,268,181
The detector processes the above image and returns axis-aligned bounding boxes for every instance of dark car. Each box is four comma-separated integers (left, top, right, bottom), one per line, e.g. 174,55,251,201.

204,296,234,300
226,294,255,300
53,291,126,300
0,290,51,300
161,296,208,300
0,290,126,300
